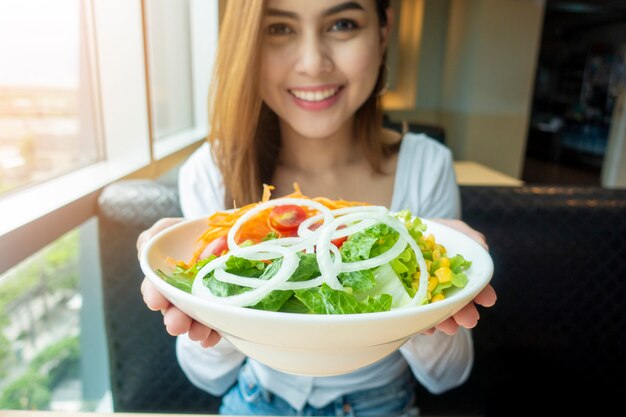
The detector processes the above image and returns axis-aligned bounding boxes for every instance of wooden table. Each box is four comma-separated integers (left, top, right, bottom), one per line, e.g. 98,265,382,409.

454,161,524,186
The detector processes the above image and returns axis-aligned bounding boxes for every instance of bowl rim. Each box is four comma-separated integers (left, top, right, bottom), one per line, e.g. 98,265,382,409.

140,216,494,324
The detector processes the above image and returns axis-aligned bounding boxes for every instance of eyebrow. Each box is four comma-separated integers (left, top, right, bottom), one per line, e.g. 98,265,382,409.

266,1,365,19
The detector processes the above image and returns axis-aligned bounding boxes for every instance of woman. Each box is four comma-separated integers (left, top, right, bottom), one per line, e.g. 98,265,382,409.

138,0,497,415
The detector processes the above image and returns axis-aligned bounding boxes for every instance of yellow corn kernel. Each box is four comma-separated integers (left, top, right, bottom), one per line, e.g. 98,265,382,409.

436,244,447,255
425,234,436,250
439,257,450,268
411,280,420,290
428,276,438,292
427,291,432,301
412,270,421,280
434,266,452,283
425,260,432,273
431,293,445,303
432,249,442,261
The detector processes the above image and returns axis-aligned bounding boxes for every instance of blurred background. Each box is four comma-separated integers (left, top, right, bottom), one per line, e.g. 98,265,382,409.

0,0,624,412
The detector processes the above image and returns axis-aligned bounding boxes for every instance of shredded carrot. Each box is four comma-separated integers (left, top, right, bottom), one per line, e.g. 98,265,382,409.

262,184,275,202
166,256,189,269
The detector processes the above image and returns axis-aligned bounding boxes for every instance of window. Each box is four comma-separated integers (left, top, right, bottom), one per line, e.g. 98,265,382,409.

0,0,99,197
0,230,80,410
145,0,195,141
0,0,218,274
0,0,219,410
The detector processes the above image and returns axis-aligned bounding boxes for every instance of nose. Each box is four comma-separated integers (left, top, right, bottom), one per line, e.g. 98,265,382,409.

294,31,333,77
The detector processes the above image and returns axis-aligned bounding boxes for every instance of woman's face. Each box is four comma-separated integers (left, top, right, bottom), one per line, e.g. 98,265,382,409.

259,0,389,139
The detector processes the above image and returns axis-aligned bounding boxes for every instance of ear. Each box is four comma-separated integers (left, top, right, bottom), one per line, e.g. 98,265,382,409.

380,7,394,54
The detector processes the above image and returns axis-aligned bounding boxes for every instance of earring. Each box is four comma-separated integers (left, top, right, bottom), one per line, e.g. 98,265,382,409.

376,63,389,96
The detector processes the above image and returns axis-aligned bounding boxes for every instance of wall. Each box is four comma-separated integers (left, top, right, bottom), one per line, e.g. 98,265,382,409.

385,0,546,178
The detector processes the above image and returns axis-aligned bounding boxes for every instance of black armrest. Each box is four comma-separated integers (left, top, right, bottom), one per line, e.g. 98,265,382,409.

97,180,220,413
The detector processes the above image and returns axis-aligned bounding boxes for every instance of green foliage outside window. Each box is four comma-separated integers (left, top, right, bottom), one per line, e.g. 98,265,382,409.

0,230,81,410
0,336,80,410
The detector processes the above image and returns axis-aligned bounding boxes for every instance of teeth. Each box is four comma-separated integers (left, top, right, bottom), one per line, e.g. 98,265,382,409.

290,88,339,102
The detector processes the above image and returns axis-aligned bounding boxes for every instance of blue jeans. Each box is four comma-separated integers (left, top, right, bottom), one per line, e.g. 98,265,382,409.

219,363,419,416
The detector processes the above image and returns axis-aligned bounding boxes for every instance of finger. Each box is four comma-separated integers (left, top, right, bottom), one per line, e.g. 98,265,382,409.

420,327,435,335
137,218,183,255
141,279,171,311
188,320,212,342
201,330,222,348
137,231,148,257
473,284,497,307
466,230,488,251
452,303,480,329
435,317,459,335
163,307,193,336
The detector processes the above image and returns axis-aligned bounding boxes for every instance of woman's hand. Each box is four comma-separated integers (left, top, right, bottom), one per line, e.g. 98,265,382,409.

137,218,222,348
423,218,497,336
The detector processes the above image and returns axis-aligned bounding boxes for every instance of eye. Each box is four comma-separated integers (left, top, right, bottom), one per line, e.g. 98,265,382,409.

267,23,294,36
329,19,359,32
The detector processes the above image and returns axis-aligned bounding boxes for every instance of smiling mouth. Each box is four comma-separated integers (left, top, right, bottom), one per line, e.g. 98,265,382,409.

288,87,343,102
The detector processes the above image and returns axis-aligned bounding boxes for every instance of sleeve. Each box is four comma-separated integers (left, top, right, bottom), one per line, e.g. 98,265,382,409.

175,143,245,394
418,146,461,220
400,136,473,393
399,328,474,394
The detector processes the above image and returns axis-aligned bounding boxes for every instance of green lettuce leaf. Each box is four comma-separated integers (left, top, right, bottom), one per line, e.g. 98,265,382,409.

450,254,472,274
340,223,398,262
278,297,312,314
224,256,266,277
156,256,215,293
250,290,294,312
360,263,412,308
338,270,376,292
294,283,392,314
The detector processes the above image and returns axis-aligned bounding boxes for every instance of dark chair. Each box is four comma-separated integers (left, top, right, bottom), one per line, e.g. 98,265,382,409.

97,180,626,415
417,185,626,416
97,180,221,413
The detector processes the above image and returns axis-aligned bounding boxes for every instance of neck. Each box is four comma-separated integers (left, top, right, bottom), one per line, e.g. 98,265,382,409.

277,119,364,175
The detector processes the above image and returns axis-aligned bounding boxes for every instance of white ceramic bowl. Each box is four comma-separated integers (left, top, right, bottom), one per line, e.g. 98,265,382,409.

140,218,494,376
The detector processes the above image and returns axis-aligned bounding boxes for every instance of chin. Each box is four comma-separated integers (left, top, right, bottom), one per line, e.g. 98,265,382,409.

292,125,342,140
286,114,348,140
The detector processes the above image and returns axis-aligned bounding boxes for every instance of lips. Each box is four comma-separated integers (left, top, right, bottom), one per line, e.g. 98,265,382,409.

286,85,344,111
288,86,342,102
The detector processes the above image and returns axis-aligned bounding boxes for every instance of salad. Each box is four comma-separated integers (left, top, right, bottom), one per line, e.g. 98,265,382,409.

157,185,472,314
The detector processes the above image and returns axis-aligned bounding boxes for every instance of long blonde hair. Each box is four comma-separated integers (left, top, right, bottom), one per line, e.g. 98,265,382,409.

208,0,393,207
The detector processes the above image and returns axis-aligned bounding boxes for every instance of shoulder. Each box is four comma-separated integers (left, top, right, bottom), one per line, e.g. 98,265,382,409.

398,132,454,176
178,142,226,217
179,142,224,188
400,132,452,160
392,132,460,219
180,142,216,175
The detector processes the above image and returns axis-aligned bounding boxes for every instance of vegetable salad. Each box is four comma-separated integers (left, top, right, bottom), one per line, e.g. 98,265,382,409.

157,185,471,314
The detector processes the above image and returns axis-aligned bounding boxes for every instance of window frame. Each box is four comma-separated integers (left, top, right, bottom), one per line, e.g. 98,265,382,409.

0,0,219,274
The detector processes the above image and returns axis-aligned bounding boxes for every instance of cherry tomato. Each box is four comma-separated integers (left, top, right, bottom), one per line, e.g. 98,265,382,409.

201,235,228,258
310,222,348,248
269,205,307,232
331,234,348,248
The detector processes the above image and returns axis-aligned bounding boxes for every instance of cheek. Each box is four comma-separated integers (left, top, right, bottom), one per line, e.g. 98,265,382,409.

340,39,382,90
260,52,285,101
